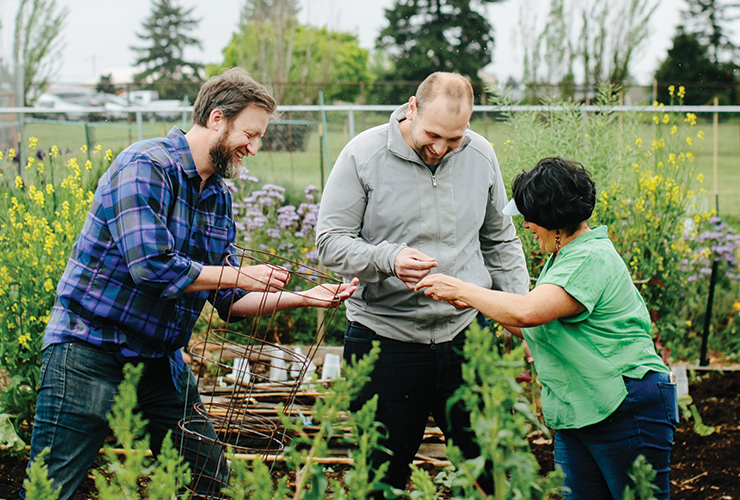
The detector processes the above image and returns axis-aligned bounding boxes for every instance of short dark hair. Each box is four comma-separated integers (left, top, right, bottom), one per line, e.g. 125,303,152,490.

511,157,596,235
415,72,474,116
192,67,277,126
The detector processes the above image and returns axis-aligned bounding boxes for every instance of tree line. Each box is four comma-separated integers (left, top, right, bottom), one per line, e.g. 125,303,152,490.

3,0,739,106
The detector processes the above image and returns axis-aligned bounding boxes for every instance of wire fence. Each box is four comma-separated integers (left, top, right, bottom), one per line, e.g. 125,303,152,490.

1,103,739,216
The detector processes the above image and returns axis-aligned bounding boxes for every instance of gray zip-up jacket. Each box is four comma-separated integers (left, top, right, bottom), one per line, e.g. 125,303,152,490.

316,104,529,344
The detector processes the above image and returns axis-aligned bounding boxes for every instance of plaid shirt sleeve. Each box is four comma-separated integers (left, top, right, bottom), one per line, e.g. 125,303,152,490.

100,153,201,300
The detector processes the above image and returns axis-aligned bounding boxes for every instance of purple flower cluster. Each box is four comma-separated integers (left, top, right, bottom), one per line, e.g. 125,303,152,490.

684,216,740,282
232,175,321,266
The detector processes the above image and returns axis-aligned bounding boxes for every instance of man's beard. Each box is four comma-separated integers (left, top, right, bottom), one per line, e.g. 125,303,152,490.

209,130,241,179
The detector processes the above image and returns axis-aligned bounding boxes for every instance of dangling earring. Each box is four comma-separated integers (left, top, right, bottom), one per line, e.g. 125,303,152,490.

555,230,561,253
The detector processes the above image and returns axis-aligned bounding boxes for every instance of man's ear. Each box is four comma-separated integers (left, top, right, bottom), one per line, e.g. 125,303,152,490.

208,108,225,131
406,96,418,120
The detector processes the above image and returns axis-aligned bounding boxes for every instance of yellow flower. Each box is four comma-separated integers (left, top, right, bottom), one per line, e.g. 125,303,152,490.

697,130,704,140
668,85,675,96
697,173,704,184
670,125,677,135
94,144,102,153
653,101,659,108
15,176,23,189
652,115,660,124
678,86,686,98
8,148,16,160
51,145,59,158
18,332,32,349
0,151,3,161
28,137,39,150
733,300,740,315
80,145,88,153
685,113,697,125
105,149,114,162
686,137,693,146
635,138,642,147
662,114,670,124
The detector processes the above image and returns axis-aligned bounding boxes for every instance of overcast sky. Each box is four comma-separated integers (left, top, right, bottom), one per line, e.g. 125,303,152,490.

0,0,686,88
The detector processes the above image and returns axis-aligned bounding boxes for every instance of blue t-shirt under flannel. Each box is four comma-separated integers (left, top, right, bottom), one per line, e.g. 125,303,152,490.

44,127,246,386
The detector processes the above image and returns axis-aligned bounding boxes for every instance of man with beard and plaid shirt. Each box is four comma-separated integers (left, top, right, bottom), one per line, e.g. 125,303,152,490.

22,68,357,500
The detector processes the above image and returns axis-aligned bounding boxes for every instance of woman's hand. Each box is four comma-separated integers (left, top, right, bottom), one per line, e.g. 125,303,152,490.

297,277,359,307
415,274,465,302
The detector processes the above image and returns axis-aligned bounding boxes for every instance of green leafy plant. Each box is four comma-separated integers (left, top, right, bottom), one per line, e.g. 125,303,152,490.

0,140,107,442
93,363,190,499
431,322,565,500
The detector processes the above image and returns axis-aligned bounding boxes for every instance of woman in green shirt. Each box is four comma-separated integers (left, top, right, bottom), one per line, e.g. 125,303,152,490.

416,157,678,499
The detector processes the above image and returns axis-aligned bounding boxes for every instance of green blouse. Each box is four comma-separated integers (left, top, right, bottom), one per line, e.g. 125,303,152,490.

522,225,669,429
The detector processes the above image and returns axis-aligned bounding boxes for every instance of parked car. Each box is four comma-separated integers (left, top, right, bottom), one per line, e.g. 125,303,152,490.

33,93,91,121
118,90,186,122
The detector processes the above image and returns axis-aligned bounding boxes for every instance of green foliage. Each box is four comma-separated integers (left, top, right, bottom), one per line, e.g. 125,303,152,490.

622,455,659,500
654,30,737,106
23,448,61,500
434,322,564,499
681,0,740,65
372,0,501,104
0,141,106,442
0,413,26,454
220,23,372,105
227,342,388,499
94,363,190,499
496,85,716,361
13,0,69,105
132,0,204,100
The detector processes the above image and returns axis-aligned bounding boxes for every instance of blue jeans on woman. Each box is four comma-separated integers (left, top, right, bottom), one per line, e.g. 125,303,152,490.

554,371,678,499
343,314,495,496
21,341,228,500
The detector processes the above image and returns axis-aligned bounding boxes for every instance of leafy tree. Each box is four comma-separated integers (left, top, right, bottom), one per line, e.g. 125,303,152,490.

372,0,503,104
519,0,658,103
12,0,69,105
681,0,740,64
131,0,204,100
220,16,372,105
654,28,737,105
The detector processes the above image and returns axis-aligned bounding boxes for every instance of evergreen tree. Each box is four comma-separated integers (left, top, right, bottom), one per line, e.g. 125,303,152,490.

131,0,204,100
654,28,737,105
371,0,502,104
681,0,740,64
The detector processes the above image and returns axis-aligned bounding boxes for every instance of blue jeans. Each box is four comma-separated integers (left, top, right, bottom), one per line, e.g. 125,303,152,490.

22,341,228,500
344,315,495,494
554,371,678,499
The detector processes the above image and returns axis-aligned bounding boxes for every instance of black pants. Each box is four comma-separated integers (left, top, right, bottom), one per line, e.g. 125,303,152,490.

343,315,495,495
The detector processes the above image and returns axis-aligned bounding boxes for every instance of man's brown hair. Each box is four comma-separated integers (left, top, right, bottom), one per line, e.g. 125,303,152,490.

192,67,277,126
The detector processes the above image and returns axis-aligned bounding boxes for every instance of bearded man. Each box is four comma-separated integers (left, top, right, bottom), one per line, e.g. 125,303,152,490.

22,68,357,500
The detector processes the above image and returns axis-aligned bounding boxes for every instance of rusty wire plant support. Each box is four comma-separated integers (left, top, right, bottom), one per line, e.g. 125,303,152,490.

177,245,346,498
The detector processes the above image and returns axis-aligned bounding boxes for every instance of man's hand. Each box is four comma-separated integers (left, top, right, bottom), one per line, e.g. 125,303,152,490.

394,247,437,289
236,264,290,292
299,278,360,307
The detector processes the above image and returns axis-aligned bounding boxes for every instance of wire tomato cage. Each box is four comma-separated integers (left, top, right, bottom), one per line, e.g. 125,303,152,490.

177,244,346,498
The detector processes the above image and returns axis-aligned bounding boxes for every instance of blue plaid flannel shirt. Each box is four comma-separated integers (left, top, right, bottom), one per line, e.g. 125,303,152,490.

44,127,246,386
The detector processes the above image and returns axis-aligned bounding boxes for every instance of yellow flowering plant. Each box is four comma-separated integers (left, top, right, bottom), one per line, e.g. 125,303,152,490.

497,85,715,361
0,139,109,442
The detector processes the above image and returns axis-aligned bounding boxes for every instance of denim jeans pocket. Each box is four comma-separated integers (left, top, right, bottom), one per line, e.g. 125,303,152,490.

658,380,679,425
343,322,378,363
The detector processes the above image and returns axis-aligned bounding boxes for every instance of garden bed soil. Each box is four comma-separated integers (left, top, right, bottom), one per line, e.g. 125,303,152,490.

1,369,738,499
